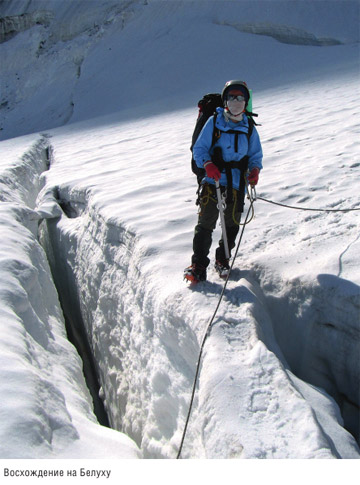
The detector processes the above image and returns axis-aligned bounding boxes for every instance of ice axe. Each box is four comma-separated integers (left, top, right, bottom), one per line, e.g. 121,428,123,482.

215,179,230,260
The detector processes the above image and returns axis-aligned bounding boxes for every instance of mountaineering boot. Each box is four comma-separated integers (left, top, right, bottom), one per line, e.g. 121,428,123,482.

184,264,207,283
215,259,230,278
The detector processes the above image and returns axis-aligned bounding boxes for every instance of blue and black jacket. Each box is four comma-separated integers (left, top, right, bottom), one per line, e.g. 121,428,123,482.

193,107,263,191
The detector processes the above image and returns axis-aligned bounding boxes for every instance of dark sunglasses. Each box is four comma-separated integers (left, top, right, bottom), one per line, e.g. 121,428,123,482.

227,95,245,102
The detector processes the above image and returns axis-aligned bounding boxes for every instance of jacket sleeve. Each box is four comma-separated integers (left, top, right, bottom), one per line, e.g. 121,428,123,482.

192,116,215,169
248,126,263,171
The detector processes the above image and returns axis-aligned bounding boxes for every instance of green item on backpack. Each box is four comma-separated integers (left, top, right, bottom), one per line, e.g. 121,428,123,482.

247,89,253,113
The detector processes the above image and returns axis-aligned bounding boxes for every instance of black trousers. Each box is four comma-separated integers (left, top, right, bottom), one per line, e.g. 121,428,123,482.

191,184,243,268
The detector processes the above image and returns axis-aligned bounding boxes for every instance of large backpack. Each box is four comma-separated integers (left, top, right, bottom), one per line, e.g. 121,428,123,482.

190,92,258,184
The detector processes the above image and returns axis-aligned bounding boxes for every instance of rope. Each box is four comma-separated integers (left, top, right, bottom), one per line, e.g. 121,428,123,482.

200,184,217,207
236,176,256,225
256,196,360,213
176,188,255,459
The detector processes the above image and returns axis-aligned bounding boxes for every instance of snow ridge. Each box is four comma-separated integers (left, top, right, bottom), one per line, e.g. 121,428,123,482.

39,185,195,457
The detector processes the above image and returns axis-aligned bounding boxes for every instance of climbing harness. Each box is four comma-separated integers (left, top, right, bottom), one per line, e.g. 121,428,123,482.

198,174,255,227
212,146,249,209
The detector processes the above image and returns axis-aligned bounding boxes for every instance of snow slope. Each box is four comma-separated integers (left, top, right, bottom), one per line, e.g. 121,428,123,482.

0,0,359,470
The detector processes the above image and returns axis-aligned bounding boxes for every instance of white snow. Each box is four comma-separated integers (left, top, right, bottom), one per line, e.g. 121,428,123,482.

0,0,359,481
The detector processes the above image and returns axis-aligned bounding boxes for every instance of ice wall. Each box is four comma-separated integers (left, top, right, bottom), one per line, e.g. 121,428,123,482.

0,135,140,458
0,10,53,43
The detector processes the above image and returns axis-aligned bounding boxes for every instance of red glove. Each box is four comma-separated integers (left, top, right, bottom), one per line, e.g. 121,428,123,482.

204,161,221,181
247,167,260,186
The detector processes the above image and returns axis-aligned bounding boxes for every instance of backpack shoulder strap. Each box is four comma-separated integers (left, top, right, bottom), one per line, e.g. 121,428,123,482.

211,112,221,147
246,116,254,141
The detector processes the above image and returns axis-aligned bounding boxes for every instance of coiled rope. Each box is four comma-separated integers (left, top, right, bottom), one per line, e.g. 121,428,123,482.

176,184,256,459
200,183,255,225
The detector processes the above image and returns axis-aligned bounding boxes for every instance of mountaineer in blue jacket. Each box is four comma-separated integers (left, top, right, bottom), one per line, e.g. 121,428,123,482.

184,80,263,283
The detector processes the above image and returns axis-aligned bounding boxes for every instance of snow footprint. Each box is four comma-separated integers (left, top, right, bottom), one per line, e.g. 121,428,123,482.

249,389,271,414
